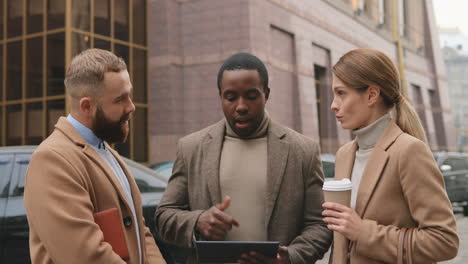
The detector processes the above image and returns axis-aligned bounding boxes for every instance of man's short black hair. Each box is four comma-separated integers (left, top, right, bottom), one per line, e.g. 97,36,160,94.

217,52,269,91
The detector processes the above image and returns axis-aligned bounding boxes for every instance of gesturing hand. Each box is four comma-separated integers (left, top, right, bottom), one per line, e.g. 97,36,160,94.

196,196,240,241
322,202,363,241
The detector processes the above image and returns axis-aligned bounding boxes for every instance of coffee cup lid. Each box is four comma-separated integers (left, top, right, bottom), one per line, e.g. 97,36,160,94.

322,178,352,191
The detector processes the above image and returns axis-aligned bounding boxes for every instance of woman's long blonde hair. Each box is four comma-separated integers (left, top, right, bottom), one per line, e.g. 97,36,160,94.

333,48,428,144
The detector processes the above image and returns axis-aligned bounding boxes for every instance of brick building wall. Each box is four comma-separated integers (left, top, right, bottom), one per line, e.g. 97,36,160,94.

148,0,455,163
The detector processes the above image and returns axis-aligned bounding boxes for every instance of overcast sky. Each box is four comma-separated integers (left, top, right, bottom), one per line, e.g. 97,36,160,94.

433,0,468,34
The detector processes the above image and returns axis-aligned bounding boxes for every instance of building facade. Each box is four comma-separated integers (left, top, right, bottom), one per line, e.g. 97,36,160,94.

0,0,149,162
1,0,456,163
440,27,468,152
149,0,455,163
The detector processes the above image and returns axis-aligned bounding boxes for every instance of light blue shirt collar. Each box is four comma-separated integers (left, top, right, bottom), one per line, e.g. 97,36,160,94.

66,114,105,149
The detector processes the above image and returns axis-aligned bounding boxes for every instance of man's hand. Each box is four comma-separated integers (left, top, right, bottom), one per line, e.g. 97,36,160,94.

322,202,363,241
238,246,289,264
196,196,240,240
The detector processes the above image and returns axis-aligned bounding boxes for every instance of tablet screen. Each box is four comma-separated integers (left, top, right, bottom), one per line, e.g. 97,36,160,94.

195,241,280,263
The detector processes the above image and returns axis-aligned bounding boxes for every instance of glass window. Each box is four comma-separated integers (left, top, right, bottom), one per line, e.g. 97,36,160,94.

0,44,3,101
10,155,31,197
0,155,14,199
26,37,43,98
0,0,3,39
133,0,146,45
27,0,44,34
94,37,110,51
47,33,65,96
72,0,90,31
115,44,129,71
127,163,166,193
26,102,43,145
443,158,468,171
114,0,129,41
6,104,22,146
72,33,90,58
7,41,22,101
48,0,65,29
8,0,23,38
94,0,110,37
133,107,147,162
46,99,64,135
132,48,146,103
322,161,335,179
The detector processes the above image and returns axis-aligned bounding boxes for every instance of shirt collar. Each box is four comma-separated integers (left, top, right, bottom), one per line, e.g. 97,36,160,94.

66,114,105,149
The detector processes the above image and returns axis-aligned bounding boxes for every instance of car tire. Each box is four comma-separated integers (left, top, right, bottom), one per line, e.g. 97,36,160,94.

464,205,468,217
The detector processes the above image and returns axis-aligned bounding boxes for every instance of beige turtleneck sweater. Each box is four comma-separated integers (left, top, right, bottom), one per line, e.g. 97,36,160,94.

220,112,270,241
350,113,391,209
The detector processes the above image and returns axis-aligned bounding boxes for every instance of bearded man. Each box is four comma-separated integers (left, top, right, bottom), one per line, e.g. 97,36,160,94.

24,49,166,264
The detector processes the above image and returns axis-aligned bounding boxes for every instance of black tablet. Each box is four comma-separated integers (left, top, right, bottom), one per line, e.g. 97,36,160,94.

195,241,280,263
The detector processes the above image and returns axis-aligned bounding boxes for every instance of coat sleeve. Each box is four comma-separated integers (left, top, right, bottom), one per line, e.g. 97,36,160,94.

142,221,166,263
354,140,459,263
155,141,204,248
287,141,333,264
24,149,126,264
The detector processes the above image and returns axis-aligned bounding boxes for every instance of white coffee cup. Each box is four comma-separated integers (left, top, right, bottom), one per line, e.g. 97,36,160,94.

322,178,352,207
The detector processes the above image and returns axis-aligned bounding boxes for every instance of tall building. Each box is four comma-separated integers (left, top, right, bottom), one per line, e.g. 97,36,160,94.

440,27,468,151
150,0,455,163
1,0,455,163
0,0,148,162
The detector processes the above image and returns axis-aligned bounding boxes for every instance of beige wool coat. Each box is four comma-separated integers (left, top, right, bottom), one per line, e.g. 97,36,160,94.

155,119,332,264
331,120,459,264
24,117,166,264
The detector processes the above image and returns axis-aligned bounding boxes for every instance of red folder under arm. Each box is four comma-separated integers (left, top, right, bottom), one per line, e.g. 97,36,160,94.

93,208,130,261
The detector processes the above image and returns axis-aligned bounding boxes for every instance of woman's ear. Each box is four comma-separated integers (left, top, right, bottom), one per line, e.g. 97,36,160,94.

367,86,381,107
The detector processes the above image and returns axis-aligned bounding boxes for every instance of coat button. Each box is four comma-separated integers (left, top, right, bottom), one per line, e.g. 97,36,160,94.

123,216,132,227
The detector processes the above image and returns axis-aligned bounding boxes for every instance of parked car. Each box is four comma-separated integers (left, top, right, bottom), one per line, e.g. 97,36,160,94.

433,151,468,216
150,154,336,181
150,161,175,181
0,146,183,264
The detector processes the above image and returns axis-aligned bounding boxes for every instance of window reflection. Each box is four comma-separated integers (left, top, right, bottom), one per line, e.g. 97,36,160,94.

72,0,90,31
27,37,43,98
26,103,43,145
132,48,147,103
28,0,44,34
115,44,130,71
7,105,22,146
8,0,22,37
0,155,14,198
94,38,111,51
133,0,146,45
7,41,22,100
47,34,65,96
47,100,64,135
134,107,148,162
48,0,65,29
95,0,110,36
114,0,129,41
72,33,90,58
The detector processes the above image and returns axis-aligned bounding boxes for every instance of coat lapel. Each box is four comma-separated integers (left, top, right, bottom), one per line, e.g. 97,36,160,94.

265,121,289,225
108,146,143,217
355,121,403,216
335,141,357,180
54,117,133,213
82,145,133,213
202,120,225,206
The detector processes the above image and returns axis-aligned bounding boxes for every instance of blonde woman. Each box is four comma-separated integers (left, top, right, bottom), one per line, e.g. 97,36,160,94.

322,48,459,263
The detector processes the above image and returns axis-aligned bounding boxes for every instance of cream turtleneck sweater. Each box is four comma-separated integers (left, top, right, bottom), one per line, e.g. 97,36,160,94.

350,113,391,209
220,112,270,241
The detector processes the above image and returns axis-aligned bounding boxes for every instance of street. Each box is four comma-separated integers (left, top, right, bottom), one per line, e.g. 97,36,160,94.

316,210,468,263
